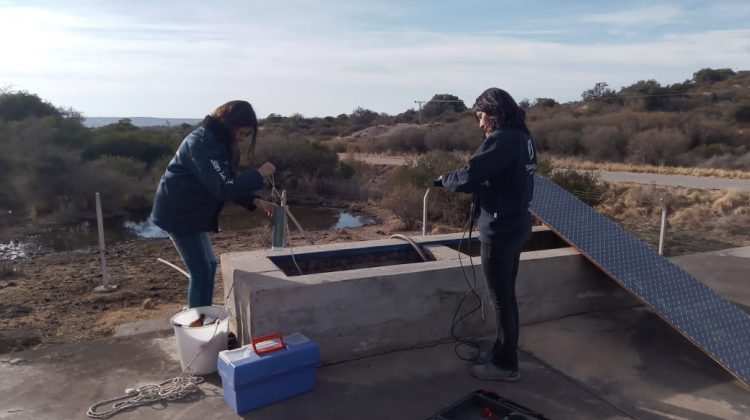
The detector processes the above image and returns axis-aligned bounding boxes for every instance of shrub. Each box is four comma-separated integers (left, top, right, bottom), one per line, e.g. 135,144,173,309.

255,134,339,180
0,261,20,279
580,125,627,161
381,184,423,229
627,128,690,165
383,127,426,153
424,120,481,152
548,169,605,206
733,101,750,124
529,116,583,153
546,129,581,155
712,190,749,214
686,117,738,148
83,133,172,166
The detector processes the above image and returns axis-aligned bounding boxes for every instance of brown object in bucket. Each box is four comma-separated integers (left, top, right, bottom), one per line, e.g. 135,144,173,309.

188,314,205,327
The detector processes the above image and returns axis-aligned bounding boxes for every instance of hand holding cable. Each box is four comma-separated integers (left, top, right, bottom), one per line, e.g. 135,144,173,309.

257,161,276,178
253,197,277,217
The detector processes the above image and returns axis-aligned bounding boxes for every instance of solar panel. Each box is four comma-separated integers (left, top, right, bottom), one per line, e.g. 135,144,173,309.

530,174,750,387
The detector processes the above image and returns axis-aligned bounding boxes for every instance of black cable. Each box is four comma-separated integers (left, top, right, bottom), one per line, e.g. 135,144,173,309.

449,199,484,361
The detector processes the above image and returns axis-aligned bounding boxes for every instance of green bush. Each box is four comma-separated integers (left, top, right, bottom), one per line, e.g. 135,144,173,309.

83,134,172,166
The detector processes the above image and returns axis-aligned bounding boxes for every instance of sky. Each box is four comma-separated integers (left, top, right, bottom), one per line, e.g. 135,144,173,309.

1,0,749,119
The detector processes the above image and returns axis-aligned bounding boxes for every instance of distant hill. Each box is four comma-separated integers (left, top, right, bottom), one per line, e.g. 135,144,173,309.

83,117,201,128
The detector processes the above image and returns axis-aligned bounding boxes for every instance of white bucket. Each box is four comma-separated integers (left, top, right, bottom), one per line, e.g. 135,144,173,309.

170,305,230,375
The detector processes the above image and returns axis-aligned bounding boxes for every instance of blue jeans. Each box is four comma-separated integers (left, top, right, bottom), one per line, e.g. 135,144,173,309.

480,226,531,370
169,232,217,308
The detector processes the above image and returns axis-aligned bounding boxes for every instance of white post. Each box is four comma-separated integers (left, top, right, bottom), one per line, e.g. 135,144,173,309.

94,192,117,293
658,196,668,256
422,188,430,236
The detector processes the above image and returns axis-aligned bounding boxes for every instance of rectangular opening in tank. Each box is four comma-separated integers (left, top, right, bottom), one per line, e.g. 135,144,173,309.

268,244,436,277
435,228,570,257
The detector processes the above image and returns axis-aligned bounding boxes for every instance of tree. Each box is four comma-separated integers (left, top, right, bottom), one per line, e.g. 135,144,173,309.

350,107,378,127
619,79,666,111
0,91,61,121
581,82,616,102
693,68,736,83
532,98,558,108
420,94,467,121
265,113,283,123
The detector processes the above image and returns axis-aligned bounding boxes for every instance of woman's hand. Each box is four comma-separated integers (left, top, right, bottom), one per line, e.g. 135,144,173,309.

253,198,277,217
257,162,276,178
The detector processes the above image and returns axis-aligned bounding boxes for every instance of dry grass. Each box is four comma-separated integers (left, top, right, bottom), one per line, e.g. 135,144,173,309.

93,302,183,335
0,261,21,279
598,183,750,255
551,156,750,179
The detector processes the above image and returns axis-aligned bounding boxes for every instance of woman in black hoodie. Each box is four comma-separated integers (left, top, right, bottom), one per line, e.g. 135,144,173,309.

439,88,537,381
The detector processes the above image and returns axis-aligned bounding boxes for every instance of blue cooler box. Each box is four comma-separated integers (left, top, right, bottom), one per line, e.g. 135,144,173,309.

218,332,320,414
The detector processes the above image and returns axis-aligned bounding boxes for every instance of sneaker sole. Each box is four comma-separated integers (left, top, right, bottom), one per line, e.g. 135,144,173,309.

472,371,521,382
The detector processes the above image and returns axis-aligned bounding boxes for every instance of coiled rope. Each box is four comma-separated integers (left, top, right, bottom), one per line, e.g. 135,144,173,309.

86,375,204,419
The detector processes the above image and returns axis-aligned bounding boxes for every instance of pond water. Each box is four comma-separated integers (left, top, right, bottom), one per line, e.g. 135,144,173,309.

0,205,374,260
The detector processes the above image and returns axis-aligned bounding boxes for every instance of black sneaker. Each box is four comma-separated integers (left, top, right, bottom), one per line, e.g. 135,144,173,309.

471,362,521,382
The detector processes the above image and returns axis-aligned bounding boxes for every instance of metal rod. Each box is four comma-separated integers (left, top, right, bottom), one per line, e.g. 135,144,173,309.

658,198,668,255
422,188,430,236
271,190,287,250
285,206,314,245
94,193,117,292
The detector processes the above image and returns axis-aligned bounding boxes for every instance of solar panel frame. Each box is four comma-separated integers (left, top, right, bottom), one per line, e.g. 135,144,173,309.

530,174,750,387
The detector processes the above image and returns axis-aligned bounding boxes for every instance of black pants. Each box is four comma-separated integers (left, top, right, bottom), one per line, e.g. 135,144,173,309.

480,226,531,370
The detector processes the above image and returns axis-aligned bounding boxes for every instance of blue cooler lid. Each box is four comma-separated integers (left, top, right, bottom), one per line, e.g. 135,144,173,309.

218,332,320,388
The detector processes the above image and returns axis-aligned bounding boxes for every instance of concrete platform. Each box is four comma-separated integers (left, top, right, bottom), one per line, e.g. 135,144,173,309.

1,247,748,419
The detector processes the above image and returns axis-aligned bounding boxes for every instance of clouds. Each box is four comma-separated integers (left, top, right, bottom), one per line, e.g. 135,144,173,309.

0,1,748,118
580,5,685,26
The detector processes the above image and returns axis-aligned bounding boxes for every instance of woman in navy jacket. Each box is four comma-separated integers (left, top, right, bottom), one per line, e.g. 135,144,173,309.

150,100,277,308
439,88,537,382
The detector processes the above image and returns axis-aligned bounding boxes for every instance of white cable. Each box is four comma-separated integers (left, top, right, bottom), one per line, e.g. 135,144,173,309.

285,212,304,276
156,258,190,278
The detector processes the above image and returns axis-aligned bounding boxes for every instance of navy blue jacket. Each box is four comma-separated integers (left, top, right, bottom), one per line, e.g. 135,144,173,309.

150,127,263,234
441,128,537,243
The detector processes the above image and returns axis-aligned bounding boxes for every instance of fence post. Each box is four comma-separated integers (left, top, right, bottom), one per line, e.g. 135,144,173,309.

422,188,430,236
94,192,117,293
658,194,669,256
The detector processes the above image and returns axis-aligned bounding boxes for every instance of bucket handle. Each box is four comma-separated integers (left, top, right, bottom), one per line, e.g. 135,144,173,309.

252,332,285,355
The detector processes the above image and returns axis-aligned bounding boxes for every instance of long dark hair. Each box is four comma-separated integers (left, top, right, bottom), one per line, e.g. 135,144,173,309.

202,100,258,173
472,88,530,135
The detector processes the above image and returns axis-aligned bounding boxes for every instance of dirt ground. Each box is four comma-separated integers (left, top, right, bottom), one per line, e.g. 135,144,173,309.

0,205,452,354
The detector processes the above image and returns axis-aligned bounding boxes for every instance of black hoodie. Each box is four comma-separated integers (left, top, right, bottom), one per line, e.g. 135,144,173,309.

440,128,536,243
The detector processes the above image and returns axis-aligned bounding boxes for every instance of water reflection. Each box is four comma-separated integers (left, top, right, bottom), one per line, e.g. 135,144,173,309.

0,206,374,257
